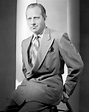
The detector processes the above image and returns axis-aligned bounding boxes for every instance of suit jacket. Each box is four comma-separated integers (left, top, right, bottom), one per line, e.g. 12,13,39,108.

15,27,83,105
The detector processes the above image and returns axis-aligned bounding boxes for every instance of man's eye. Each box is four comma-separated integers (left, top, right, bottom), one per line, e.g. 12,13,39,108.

34,17,40,19
28,18,31,20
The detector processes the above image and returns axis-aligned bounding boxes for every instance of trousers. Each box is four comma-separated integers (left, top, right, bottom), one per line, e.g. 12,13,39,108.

0,78,62,112
0,99,51,112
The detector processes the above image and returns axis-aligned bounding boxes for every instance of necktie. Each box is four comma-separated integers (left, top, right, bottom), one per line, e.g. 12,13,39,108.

30,36,40,66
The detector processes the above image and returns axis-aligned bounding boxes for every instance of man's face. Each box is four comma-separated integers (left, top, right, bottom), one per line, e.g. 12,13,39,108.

26,6,45,35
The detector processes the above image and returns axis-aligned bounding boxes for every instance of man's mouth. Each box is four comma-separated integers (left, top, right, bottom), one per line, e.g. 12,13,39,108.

32,26,38,29
33,27,36,29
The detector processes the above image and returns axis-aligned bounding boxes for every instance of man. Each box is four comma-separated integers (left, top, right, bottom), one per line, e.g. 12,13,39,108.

1,3,83,112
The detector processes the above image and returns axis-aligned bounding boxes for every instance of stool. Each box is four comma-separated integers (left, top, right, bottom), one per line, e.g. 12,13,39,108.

49,105,68,112
27,101,72,112
50,106,58,112
47,101,73,112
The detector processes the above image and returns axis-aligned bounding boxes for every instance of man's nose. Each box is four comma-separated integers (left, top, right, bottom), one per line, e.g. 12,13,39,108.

31,19,36,25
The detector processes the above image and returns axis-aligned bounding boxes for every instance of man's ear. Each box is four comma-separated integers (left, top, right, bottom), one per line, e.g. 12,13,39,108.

44,15,47,21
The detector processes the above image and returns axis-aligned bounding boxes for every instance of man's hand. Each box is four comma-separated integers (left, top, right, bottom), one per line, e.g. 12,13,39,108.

61,91,69,103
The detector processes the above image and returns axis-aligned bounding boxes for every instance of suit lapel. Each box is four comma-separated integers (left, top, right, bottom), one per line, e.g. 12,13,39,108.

32,28,54,72
23,36,33,72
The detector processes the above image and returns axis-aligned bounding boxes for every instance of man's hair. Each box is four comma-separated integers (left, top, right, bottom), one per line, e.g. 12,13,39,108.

26,3,47,20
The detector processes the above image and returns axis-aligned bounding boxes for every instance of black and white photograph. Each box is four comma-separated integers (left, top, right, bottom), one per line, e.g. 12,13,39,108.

0,0,88,112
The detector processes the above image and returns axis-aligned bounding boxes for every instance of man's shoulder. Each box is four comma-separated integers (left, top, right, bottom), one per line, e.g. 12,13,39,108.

22,36,31,44
49,28,61,40
21,36,32,48
49,28,69,45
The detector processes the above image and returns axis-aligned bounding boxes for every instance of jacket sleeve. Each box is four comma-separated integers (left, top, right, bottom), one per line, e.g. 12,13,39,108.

57,33,84,97
21,39,33,80
21,41,27,77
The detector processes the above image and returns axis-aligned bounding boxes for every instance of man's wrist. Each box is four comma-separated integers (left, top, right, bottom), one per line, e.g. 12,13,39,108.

62,91,69,103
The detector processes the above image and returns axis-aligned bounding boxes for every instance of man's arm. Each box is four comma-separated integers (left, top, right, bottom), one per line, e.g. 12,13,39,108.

21,40,33,80
21,41,27,77
58,33,84,102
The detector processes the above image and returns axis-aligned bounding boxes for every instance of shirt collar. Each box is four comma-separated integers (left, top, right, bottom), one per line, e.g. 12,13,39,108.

33,27,46,41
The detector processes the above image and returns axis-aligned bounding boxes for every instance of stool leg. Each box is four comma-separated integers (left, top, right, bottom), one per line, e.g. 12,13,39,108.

50,106,58,112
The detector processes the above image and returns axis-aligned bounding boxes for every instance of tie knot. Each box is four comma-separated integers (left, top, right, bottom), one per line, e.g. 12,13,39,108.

33,35,40,47
35,35,40,40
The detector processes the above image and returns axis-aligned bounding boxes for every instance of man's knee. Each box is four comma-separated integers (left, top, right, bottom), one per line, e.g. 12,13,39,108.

19,101,50,112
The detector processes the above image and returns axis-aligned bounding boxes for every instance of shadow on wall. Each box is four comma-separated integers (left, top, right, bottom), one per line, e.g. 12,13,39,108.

0,0,17,108
80,0,89,112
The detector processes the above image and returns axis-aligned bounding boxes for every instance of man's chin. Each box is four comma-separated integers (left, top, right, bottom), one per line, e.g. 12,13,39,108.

32,30,39,34
31,29,37,32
